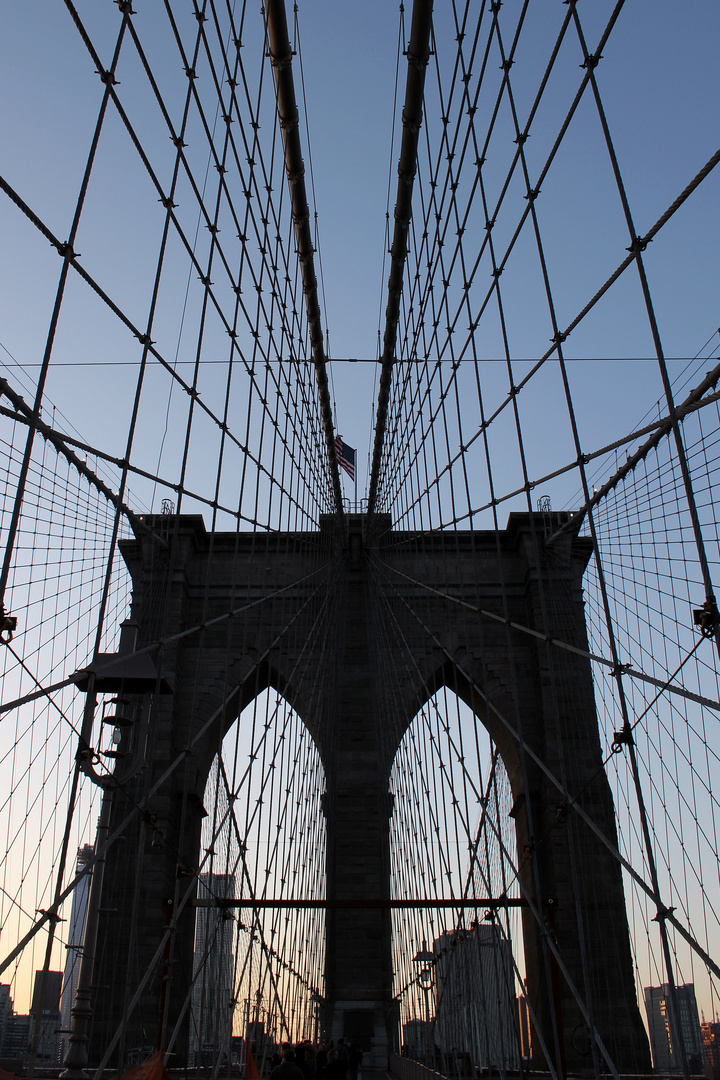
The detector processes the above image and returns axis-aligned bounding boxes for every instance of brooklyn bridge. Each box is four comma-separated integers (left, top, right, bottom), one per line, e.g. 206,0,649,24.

0,2,718,1080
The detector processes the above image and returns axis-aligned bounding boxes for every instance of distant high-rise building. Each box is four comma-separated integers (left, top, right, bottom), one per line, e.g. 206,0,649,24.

0,985,14,1057
402,1019,432,1061
59,844,94,1064
644,983,703,1072
433,924,519,1071
517,993,532,1061
29,969,62,1066
189,873,236,1067
1,1013,30,1062
702,1020,720,1077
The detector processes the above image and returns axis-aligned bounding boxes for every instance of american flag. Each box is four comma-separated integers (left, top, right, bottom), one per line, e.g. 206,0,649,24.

335,436,356,481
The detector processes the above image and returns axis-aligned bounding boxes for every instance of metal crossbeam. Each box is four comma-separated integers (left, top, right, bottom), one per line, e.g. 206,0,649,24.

191,897,525,909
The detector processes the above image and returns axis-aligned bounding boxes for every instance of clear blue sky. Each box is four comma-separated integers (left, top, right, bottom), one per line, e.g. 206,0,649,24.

0,0,719,1026
0,1,718,515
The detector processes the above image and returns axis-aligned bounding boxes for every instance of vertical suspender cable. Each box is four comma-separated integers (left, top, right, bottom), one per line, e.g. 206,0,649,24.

367,0,434,516
265,0,344,519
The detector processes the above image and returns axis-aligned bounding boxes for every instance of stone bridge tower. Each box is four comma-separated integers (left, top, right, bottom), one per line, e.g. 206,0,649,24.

89,511,650,1073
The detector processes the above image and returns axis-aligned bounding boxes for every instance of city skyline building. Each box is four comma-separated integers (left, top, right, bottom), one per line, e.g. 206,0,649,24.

29,969,62,1066
189,872,236,1068
402,1019,433,1062
702,1020,720,1080
0,985,13,1059
644,983,704,1073
433,924,520,1071
59,843,94,1064
517,993,532,1062
1,1013,30,1063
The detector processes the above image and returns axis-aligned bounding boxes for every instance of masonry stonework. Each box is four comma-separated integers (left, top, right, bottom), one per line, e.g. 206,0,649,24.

90,512,650,1073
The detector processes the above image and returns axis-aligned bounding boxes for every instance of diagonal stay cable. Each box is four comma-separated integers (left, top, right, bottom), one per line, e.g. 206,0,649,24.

0,554,342,977
371,553,720,714
367,554,720,983
370,549,620,1077
90,551,343,1071
0,559,332,717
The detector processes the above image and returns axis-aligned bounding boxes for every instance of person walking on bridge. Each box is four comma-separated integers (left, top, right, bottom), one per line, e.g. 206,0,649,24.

270,1048,305,1080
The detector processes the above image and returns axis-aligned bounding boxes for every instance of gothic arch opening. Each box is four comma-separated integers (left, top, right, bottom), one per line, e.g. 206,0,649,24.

389,685,527,1073
188,688,327,1069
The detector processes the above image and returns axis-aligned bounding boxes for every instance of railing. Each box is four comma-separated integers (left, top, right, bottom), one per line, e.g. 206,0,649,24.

389,1054,446,1080
343,498,369,514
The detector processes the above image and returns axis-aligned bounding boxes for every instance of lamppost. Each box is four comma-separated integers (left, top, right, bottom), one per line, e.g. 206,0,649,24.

412,941,435,1068
310,993,324,1046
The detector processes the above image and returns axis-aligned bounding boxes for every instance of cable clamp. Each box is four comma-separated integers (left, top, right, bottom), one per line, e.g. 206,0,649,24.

56,241,78,260
0,607,17,644
693,597,719,638
611,726,633,753
581,53,602,71
268,54,293,72
407,54,430,73
97,69,119,86
36,908,65,924
115,1,136,13
555,802,568,824
626,235,649,255
652,905,675,923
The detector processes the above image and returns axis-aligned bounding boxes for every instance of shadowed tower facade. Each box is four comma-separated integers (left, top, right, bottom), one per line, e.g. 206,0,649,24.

89,511,650,1073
